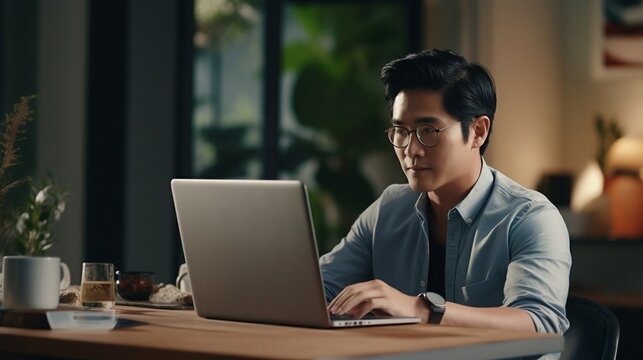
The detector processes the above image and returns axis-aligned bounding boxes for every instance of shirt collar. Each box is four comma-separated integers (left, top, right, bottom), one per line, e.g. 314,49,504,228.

414,192,429,222
413,158,494,223
453,158,494,223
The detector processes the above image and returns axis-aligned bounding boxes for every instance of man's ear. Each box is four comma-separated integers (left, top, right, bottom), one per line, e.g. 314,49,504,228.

470,116,490,150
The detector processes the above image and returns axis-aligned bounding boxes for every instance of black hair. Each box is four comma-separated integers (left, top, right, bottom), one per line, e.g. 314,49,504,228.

380,49,496,155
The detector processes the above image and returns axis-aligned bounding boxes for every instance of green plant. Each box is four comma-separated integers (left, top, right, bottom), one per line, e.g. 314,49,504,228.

194,0,259,47
595,114,622,174
0,95,68,256
281,4,407,252
198,125,258,179
13,176,67,256
0,95,35,246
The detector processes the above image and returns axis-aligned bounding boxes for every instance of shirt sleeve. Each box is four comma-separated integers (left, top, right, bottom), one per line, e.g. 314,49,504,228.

504,201,572,334
318,197,381,303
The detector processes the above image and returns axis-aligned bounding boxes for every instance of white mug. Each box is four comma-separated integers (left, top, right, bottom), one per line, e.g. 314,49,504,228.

2,256,71,310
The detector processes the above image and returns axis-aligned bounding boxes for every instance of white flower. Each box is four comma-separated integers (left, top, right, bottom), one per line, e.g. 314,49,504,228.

35,185,52,204
15,212,30,234
53,202,66,220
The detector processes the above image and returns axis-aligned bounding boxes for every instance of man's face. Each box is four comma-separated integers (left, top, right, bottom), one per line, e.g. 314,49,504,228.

391,89,478,194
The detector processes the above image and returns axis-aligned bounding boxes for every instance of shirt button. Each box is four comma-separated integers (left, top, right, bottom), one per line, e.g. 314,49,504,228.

420,280,426,287
466,218,473,224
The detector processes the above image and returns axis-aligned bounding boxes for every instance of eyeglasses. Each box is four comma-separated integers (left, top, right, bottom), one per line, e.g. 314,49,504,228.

385,122,460,148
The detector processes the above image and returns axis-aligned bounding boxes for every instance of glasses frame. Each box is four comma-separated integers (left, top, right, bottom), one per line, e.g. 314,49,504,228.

385,122,460,148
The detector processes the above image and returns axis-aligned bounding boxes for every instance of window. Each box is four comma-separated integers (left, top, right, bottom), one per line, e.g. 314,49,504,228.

193,0,263,179
192,0,419,251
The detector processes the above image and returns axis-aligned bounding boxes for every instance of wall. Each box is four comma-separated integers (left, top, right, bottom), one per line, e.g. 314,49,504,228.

474,0,566,188
1,0,38,183
37,0,87,284
458,0,643,187
563,0,643,176
424,0,566,189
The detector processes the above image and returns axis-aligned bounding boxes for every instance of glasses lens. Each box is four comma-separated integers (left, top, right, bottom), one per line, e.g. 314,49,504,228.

417,127,438,147
388,127,408,147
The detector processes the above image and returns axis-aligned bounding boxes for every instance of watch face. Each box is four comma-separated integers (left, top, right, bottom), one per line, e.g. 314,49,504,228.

426,292,446,306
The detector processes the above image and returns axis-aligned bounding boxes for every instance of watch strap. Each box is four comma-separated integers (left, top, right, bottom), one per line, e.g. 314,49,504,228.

419,292,446,324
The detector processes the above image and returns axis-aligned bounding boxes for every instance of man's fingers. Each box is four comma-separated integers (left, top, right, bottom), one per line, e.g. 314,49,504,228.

328,279,417,319
328,280,391,316
329,281,374,312
349,298,390,319
330,289,362,314
333,288,384,316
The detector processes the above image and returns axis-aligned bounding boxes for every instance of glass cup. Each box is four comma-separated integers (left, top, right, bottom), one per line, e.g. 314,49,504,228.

80,262,115,308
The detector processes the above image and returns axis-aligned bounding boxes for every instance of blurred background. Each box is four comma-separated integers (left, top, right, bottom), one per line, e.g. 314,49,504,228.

2,0,643,357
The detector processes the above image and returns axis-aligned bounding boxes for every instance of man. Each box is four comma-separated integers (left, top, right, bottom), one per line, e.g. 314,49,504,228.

320,49,570,338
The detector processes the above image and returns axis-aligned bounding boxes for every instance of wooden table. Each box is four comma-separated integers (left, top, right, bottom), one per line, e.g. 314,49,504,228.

0,305,563,359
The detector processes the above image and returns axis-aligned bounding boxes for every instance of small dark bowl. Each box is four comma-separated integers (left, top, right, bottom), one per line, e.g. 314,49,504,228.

116,271,155,301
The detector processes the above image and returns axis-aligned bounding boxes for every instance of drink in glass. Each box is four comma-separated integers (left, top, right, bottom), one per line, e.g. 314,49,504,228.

80,262,115,308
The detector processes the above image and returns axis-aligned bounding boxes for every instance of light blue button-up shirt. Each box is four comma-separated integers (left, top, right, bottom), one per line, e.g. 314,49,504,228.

320,161,571,337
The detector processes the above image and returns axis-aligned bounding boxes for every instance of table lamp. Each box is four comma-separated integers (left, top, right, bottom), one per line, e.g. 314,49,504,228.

604,137,643,239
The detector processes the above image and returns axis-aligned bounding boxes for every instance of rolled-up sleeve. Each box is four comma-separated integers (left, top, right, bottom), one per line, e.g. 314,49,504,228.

504,202,571,334
319,197,380,302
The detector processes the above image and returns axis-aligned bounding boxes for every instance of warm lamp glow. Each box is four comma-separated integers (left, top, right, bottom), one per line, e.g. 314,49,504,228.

571,161,604,212
605,137,643,174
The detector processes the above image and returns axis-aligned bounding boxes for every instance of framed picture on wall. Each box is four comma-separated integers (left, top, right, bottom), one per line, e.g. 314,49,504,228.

594,0,643,78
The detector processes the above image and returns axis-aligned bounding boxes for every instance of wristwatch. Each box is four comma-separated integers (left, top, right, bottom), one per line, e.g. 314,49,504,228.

419,292,446,324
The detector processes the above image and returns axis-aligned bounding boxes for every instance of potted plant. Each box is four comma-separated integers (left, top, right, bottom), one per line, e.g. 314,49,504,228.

0,96,70,299
13,176,68,256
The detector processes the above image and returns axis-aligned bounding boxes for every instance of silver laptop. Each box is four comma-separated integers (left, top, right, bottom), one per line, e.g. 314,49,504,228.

171,179,420,328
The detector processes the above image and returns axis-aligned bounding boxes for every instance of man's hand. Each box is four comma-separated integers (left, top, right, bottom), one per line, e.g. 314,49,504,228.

327,279,425,319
